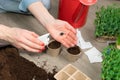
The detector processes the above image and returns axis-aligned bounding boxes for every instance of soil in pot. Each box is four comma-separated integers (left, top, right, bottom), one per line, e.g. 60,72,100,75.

48,40,61,49
0,45,56,80
67,45,81,55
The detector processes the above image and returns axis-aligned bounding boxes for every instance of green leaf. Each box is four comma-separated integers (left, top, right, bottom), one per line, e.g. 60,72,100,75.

94,4,120,37
101,46,120,79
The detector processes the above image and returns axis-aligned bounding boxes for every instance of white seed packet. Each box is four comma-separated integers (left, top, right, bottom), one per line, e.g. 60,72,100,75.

76,29,93,49
38,33,50,45
85,47,103,63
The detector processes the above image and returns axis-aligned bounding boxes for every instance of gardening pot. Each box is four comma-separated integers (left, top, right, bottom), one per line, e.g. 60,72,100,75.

58,0,97,28
47,40,61,57
62,46,82,62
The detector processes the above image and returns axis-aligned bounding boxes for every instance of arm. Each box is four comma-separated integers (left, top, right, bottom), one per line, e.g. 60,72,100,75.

28,1,77,48
28,1,54,31
0,24,10,40
0,24,45,52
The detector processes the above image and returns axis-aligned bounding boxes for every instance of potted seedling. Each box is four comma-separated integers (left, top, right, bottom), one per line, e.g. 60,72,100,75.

62,45,82,62
47,40,61,57
116,35,120,49
94,4,120,42
101,46,120,80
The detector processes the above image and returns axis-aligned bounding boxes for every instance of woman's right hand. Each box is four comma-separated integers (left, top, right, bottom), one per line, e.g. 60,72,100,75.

0,25,45,53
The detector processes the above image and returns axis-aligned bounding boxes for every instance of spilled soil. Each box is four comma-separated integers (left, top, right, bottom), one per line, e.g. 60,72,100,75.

0,45,56,80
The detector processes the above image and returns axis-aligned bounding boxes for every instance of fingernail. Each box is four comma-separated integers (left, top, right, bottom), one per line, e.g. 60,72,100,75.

74,41,77,44
42,48,45,51
38,50,42,53
72,44,75,47
41,43,44,46
66,45,70,48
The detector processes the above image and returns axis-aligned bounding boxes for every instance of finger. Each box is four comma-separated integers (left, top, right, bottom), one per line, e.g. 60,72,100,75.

60,40,70,48
25,34,45,46
19,37,45,50
25,30,39,38
67,31,77,44
29,32,45,45
18,43,43,53
63,36,75,48
66,34,77,46
30,37,45,46
31,32,39,38
24,31,43,45
59,35,73,48
59,31,77,45
65,22,77,34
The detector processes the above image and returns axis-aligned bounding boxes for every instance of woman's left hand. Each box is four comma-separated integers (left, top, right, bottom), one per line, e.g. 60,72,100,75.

28,2,77,48
47,20,77,48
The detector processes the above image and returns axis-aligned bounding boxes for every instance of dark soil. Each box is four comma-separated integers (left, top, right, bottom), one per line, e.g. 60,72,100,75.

67,45,81,55
48,40,61,49
48,68,57,80
96,36,116,43
0,45,56,80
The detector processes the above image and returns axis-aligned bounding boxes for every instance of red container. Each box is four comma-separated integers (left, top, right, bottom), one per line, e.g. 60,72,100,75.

58,0,97,28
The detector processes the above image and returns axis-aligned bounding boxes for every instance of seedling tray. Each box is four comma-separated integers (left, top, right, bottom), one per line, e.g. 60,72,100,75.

54,64,91,80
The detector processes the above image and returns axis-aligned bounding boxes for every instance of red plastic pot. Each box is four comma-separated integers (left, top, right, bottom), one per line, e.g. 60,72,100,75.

58,0,97,28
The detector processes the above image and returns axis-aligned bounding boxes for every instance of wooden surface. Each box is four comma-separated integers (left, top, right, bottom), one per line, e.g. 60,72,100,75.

0,0,120,80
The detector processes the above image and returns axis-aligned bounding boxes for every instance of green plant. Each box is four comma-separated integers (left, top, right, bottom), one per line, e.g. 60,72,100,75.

101,46,120,80
94,4,120,38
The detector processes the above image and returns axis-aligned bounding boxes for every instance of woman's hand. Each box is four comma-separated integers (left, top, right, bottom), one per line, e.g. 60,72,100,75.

0,25,45,53
28,1,77,48
47,20,77,48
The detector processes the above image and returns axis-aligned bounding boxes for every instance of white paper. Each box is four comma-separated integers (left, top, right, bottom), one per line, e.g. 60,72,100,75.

76,29,86,46
38,33,50,45
85,47,103,63
80,42,93,49
76,29,93,49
